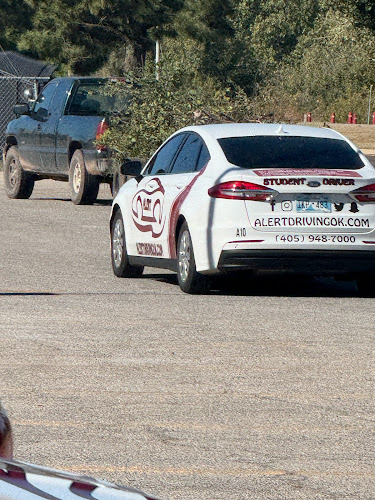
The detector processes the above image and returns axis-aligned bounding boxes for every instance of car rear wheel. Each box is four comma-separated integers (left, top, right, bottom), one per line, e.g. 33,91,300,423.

69,149,99,205
111,210,144,278
4,146,34,199
177,222,209,294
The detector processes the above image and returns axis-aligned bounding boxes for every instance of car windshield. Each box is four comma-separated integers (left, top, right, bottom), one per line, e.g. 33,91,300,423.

68,82,130,116
218,136,364,170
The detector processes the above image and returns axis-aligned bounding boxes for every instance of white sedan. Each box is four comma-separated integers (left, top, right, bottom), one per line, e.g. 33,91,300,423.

110,123,375,294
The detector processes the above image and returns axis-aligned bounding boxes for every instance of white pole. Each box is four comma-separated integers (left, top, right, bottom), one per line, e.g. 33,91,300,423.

155,39,160,81
33,79,38,100
367,84,373,124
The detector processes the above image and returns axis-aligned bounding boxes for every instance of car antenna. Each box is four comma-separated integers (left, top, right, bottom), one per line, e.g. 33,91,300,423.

276,125,288,134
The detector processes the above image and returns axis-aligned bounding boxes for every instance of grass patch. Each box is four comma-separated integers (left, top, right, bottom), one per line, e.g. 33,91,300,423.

300,122,375,151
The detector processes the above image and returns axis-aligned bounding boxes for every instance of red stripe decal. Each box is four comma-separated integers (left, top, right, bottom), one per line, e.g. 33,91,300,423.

168,165,207,258
0,465,59,499
70,481,97,498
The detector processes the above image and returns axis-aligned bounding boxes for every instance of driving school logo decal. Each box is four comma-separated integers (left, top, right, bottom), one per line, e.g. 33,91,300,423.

132,178,166,238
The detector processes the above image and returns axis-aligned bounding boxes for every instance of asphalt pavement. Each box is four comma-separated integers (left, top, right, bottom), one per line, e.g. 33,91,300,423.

0,176,374,500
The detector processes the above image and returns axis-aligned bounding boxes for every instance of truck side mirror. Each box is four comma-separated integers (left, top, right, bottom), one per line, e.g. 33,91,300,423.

120,160,143,177
13,103,30,116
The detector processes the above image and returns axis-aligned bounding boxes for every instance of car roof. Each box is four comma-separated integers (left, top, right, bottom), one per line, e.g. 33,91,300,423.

179,123,348,142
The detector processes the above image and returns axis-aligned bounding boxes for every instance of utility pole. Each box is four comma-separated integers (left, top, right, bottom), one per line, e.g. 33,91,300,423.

155,39,160,81
367,84,373,124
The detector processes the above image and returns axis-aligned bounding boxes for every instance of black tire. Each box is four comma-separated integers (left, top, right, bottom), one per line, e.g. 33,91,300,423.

3,146,34,199
177,222,209,294
111,168,127,198
356,273,375,297
69,149,99,205
111,210,144,278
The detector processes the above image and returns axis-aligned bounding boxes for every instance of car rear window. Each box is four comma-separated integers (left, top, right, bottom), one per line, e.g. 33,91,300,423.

218,136,364,170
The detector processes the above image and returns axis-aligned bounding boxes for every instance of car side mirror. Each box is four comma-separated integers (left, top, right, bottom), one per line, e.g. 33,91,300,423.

13,103,29,116
120,160,143,177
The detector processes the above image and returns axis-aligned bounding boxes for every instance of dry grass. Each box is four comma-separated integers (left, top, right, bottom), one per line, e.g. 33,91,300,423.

301,122,375,152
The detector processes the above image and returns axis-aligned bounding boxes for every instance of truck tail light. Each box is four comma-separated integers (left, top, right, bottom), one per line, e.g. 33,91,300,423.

96,119,109,151
351,183,375,202
208,181,276,201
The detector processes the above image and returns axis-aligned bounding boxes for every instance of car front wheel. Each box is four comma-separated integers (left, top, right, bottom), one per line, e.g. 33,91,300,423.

69,149,99,205
177,222,209,294
111,210,144,278
4,146,34,199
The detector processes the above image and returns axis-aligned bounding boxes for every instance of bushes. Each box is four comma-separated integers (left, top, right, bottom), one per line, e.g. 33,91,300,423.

101,39,255,161
253,10,375,122
99,3,375,160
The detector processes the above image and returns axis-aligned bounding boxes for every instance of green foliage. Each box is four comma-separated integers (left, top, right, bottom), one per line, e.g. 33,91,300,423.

254,9,375,122
251,0,320,63
172,0,258,94
100,39,254,161
0,0,32,51
2,0,375,128
18,0,183,74
98,0,375,162
328,0,375,32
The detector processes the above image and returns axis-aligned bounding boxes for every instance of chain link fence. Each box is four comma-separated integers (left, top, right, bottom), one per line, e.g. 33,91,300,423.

0,76,50,155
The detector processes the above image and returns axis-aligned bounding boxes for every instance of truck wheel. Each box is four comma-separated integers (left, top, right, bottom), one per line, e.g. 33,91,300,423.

69,149,99,205
4,146,34,199
111,168,127,198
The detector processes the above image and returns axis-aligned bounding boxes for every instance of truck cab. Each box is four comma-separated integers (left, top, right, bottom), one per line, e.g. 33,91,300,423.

3,77,122,204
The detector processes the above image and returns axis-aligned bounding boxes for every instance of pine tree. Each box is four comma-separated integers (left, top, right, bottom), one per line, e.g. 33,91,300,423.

0,0,33,51
17,0,183,74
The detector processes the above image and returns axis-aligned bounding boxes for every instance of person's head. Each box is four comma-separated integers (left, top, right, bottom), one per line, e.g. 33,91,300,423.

0,401,13,459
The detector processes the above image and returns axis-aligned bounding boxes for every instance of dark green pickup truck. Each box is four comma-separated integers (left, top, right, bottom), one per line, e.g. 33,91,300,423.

3,76,124,204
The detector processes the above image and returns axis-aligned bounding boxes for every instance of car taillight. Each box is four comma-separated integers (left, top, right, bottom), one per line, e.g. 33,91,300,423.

96,119,109,151
351,183,375,202
208,181,276,201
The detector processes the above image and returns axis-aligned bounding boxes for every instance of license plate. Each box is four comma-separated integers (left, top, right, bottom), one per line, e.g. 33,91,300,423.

296,200,331,213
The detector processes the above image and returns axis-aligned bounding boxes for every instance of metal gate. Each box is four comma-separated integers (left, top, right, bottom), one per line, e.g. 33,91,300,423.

0,76,50,155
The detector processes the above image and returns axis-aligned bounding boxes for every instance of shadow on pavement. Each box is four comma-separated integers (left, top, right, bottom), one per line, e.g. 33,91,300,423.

0,276,360,298
143,272,361,298
29,197,112,206
30,197,71,202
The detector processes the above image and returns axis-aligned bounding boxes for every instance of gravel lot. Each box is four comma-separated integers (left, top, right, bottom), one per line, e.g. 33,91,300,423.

0,176,374,500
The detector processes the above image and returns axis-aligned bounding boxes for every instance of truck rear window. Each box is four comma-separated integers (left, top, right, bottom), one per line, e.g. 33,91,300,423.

218,136,364,170
68,83,128,116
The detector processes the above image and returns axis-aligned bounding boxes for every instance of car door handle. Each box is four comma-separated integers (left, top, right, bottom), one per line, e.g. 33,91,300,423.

176,185,183,189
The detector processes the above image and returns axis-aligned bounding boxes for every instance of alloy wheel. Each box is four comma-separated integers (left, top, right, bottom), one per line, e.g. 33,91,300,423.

112,218,124,268
178,230,191,282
